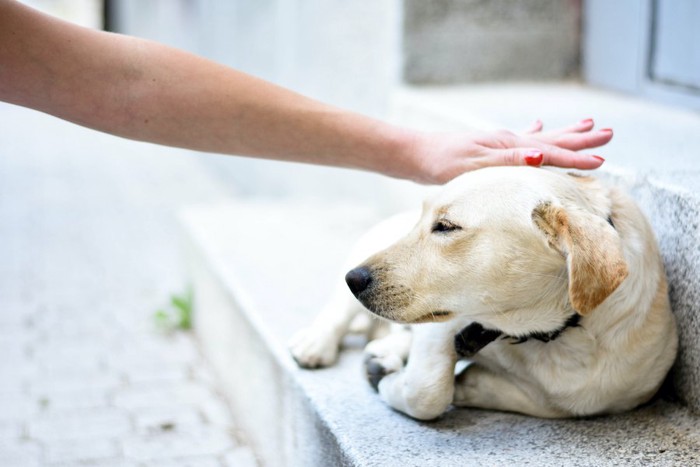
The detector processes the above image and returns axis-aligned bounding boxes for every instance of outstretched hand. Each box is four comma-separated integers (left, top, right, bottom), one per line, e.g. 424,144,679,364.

409,119,613,184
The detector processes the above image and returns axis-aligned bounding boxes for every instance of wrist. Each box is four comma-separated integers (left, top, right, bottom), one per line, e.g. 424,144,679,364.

377,124,429,183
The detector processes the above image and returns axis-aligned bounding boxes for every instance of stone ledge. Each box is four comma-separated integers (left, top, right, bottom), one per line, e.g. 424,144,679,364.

181,202,700,467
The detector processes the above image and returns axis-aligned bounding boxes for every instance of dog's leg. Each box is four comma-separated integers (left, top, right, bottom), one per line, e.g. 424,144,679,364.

453,364,566,418
363,325,412,390
290,211,417,369
289,281,366,368
370,322,461,420
364,324,411,361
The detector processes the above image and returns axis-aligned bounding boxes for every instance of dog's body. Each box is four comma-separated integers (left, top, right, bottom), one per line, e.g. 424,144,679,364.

290,167,677,421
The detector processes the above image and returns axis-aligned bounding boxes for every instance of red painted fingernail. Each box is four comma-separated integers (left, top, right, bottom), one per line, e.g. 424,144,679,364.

524,150,543,166
592,155,605,162
580,118,594,125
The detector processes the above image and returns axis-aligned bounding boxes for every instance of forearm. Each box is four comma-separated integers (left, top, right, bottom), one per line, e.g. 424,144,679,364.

0,1,418,178
100,43,415,176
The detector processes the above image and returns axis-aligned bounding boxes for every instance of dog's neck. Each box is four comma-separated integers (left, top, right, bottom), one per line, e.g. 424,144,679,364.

454,314,581,358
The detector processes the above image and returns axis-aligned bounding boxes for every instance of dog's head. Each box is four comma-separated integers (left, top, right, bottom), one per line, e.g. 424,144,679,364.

345,167,628,336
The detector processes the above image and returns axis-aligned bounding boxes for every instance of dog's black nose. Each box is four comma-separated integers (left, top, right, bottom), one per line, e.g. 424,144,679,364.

345,267,372,297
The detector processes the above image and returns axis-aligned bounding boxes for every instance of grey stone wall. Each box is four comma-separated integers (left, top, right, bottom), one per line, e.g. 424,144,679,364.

403,0,581,83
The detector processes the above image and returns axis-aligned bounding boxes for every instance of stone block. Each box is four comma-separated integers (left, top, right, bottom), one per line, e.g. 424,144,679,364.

222,447,259,467
28,373,123,396
113,382,222,412
28,408,132,442
0,441,42,467
122,428,234,462
146,457,222,467
0,393,39,422
403,0,580,83
36,387,110,412
45,439,119,465
0,421,21,441
133,406,205,436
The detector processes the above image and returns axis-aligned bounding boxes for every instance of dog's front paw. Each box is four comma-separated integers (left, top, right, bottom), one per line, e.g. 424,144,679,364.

364,353,404,391
289,327,340,369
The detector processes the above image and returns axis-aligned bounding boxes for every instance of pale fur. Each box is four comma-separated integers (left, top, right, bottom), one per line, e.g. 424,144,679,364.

289,167,678,421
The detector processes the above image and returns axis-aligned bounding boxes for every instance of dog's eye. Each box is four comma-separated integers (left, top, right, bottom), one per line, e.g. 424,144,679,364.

432,220,461,234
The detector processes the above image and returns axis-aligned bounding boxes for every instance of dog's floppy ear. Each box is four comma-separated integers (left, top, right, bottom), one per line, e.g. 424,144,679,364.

532,201,628,315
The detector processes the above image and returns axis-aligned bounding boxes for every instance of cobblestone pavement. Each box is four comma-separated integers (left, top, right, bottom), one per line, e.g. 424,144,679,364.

0,104,259,466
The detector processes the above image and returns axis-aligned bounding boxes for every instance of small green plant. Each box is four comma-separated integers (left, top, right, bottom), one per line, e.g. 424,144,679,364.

154,287,194,331
38,396,50,410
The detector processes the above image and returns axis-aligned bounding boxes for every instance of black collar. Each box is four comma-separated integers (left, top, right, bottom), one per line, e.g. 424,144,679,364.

454,314,581,358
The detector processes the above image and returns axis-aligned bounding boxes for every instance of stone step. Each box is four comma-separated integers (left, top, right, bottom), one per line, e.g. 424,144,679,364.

391,83,700,414
181,200,700,467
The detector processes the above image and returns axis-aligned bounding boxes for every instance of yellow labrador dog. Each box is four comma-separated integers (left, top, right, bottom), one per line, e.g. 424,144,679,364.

290,167,677,421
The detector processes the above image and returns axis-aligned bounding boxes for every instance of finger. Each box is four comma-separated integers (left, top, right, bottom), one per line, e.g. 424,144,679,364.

492,146,605,170
537,128,613,151
538,144,606,170
524,119,543,134
544,118,595,136
569,118,595,133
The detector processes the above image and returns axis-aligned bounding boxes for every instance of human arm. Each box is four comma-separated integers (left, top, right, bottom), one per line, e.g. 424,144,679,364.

0,1,612,184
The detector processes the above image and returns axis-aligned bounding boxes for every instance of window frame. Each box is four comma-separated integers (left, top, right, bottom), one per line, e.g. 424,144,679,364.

583,0,700,110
